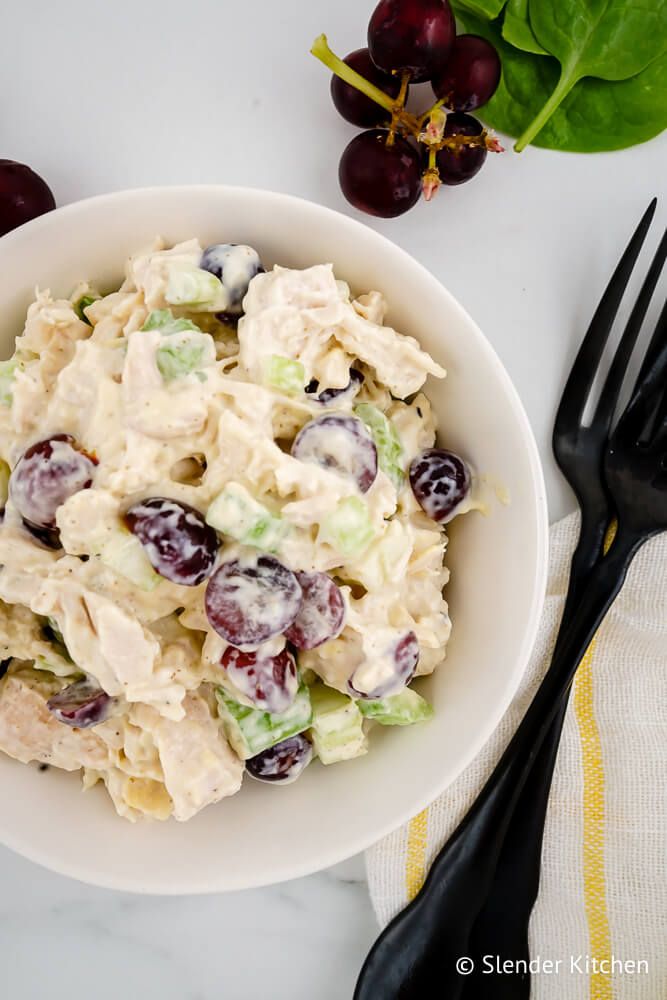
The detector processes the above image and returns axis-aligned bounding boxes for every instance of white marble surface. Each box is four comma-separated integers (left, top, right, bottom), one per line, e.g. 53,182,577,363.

2,0,665,995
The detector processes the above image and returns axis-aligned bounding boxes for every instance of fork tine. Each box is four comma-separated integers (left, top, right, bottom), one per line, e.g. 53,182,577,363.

594,227,667,431
554,198,657,436
636,293,667,389
615,333,667,446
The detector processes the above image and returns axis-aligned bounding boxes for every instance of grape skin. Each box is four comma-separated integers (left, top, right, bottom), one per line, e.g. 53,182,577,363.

432,35,501,112
339,130,422,219
292,414,378,493
205,555,303,646
331,48,404,127
409,448,471,521
435,113,487,185
9,435,96,546
221,645,298,714
367,0,456,83
47,680,111,728
0,160,55,237
125,497,219,586
284,572,346,650
246,733,313,784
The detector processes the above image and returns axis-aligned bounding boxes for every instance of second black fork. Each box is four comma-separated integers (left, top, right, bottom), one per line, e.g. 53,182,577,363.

354,202,667,1000
462,202,667,999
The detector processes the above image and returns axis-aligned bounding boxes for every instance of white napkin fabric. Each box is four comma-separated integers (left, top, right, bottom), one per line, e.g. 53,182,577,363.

366,513,666,999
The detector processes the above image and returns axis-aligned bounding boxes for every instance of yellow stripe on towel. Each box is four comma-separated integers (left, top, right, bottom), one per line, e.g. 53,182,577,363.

574,521,616,1000
405,808,429,900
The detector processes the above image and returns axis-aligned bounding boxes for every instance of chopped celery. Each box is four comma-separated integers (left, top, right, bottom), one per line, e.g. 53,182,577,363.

0,460,9,507
215,685,312,759
143,310,215,381
308,683,367,764
263,355,305,395
206,483,287,551
141,309,202,335
0,359,21,407
99,530,162,591
156,339,208,381
165,265,225,310
320,496,375,558
358,687,434,726
74,293,100,325
355,403,404,488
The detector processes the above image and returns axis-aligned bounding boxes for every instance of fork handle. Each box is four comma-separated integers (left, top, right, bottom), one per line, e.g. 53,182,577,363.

461,695,569,999
354,526,645,1000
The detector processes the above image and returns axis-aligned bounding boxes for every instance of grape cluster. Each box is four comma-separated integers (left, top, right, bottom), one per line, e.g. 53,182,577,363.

312,0,503,218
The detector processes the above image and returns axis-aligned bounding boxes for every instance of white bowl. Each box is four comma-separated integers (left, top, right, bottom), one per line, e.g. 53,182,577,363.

0,186,548,893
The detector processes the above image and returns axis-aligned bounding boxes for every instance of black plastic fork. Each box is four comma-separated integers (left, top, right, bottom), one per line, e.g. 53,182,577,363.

354,203,667,1000
461,203,667,998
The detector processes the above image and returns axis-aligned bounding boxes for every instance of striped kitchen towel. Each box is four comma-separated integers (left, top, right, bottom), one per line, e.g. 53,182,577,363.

366,512,667,999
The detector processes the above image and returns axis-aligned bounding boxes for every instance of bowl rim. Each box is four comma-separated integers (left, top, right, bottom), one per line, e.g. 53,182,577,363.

0,185,549,893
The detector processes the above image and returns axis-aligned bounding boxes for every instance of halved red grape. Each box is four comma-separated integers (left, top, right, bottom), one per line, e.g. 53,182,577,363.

435,113,486,185
125,497,219,586
409,448,470,522
205,554,302,646
292,414,378,493
0,160,56,237
368,0,455,83
221,645,298,714
331,48,404,128
348,630,419,699
47,680,111,728
9,435,96,543
339,130,422,219
285,572,345,650
432,35,501,111
306,368,364,406
200,243,264,317
246,733,313,784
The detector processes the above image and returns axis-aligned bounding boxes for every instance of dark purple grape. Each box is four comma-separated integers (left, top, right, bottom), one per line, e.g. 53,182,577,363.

368,0,455,83
348,630,419,699
339,130,421,219
246,733,313,784
0,160,56,237
331,48,404,128
47,680,111,728
306,368,364,405
221,645,298,714
125,497,218,586
200,244,263,315
9,435,97,542
435,113,486,185
205,554,302,646
409,448,471,522
285,572,346,650
432,35,501,112
291,414,378,493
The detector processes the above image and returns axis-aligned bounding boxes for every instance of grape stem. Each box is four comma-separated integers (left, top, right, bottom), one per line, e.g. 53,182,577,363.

311,34,421,135
311,35,395,114
311,33,504,200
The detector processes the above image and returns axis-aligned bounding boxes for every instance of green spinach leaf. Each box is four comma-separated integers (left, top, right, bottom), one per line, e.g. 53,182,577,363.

452,8,667,152
502,0,547,55
450,0,508,20
515,0,667,148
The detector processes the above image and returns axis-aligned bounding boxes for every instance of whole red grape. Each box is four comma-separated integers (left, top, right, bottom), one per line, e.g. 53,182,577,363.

331,48,405,128
368,0,456,83
433,113,487,185
339,130,422,218
432,35,501,111
0,160,55,237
